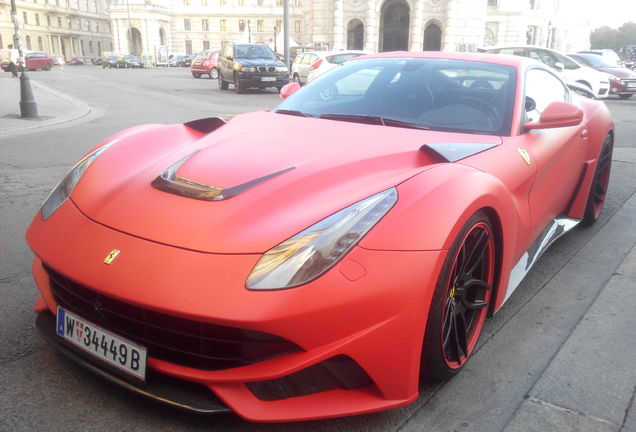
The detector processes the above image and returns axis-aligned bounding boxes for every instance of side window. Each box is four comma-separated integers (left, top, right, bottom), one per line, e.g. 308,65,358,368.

524,68,568,123
498,48,526,56
553,52,580,70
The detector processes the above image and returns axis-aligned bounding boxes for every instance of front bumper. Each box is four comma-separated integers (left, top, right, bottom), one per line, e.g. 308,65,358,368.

609,78,636,95
238,71,289,89
27,199,444,421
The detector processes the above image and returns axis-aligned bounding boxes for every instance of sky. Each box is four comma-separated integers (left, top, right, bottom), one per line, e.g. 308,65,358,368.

589,0,636,28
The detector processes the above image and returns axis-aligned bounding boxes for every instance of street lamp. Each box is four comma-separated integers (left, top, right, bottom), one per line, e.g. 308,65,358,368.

274,26,277,52
10,0,38,118
248,19,251,43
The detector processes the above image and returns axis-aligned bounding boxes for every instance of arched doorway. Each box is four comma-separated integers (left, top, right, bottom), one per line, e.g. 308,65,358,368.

423,22,442,51
380,1,410,52
347,19,364,50
128,27,142,55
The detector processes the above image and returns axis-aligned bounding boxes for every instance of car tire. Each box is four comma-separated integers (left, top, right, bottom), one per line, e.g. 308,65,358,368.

192,72,201,78
618,94,633,100
218,74,229,90
421,210,495,380
582,135,613,226
44,64,52,71
210,68,219,80
234,75,244,94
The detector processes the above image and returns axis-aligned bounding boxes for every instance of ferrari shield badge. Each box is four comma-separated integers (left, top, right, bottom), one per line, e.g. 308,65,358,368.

518,148,531,166
103,249,120,264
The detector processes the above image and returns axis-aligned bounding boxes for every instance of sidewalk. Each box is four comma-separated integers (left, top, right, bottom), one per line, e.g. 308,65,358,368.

0,73,90,139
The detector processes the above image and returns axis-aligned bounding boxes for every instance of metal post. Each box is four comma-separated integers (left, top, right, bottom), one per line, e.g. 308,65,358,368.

248,20,251,43
126,0,132,54
283,0,290,70
274,26,277,52
10,0,38,118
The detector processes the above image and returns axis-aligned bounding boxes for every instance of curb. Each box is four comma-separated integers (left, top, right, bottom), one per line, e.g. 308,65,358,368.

0,80,93,140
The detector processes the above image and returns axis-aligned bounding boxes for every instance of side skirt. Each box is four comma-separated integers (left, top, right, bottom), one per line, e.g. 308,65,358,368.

503,216,580,304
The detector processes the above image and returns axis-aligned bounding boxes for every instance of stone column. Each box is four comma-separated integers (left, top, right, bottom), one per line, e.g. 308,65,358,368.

364,0,377,52
333,0,344,50
410,0,425,51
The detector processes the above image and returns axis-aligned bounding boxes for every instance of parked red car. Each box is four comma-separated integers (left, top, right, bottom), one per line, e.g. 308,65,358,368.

190,50,219,79
569,53,636,99
23,52,54,71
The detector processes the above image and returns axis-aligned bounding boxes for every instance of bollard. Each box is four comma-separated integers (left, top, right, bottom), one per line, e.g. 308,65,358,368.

19,71,38,118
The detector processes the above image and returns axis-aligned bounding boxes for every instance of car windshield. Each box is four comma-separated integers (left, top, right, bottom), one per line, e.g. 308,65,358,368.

577,54,617,68
108,56,118,60
275,58,516,136
235,45,276,60
125,56,137,60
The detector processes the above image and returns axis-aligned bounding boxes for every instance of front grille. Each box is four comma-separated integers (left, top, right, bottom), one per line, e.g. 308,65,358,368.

258,66,275,72
44,263,300,371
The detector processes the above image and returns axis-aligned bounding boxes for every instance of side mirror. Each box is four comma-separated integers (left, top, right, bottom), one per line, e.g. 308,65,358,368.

524,101,583,131
279,82,301,100
553,61,565,72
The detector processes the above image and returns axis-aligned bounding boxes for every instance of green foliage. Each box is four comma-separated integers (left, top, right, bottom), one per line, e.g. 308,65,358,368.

590,22,636,59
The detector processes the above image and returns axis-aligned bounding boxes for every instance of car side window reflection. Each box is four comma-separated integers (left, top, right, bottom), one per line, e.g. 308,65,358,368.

524,68,568,123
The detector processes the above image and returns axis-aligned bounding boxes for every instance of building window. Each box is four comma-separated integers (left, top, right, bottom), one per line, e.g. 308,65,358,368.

97,41,101,55
220,19,227,31
257,0,263,5
239,19,246,31
57,17,62,27
47,16,51,26
202,0,207,5
0,34,3,49
238,0,244,5
487,0,497,6
276,0,283,6
203,40,210,50
68,18,72,28
89,40,93,53
81,39,85,55
184,0,189,5
23,12,28,24
38,36,43,50
294,20,301,33
185,39,192,55
35,14,40,26
294,0,301,5
276,19,282,30
202,19,209,31
184,19,191,31
257,20,264,32
26,35,32,49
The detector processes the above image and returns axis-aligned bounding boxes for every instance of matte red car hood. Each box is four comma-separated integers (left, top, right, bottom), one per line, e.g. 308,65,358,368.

72,111,499,253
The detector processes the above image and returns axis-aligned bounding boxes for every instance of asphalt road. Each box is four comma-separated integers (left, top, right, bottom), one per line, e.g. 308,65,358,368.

0,66,634,431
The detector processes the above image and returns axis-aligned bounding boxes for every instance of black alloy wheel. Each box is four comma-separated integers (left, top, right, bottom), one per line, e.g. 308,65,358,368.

422,211,495,380
582,135,613,225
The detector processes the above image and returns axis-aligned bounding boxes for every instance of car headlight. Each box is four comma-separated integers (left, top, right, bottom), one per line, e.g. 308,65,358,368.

275,66,288,72
40,142,113,220
246,188,398,290
243,66,256,73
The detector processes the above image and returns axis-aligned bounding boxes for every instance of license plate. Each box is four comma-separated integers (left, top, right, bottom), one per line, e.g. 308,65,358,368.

627,82,636,88
56,306,147,380
262,76,276,82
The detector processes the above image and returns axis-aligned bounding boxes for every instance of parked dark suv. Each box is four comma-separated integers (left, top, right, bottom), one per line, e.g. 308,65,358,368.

217,43,289,93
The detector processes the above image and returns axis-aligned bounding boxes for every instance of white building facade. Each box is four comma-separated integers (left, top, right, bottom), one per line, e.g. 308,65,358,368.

1,0,592,62
0,0,113,60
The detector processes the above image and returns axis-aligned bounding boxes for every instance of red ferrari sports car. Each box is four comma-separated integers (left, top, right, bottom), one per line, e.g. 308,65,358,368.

26,52,614,422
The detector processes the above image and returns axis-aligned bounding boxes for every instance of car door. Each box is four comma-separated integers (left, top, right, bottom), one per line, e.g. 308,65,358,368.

523,68,588,236
219,45,234,81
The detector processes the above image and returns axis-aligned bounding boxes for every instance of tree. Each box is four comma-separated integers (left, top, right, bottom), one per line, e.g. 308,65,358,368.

590,22,636,59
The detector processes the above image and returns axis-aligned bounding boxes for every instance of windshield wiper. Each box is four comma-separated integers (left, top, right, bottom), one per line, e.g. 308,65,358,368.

319,114,429,130
275,109,313,117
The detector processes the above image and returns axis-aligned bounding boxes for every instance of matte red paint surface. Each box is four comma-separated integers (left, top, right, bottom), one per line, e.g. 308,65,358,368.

26,52,614,421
